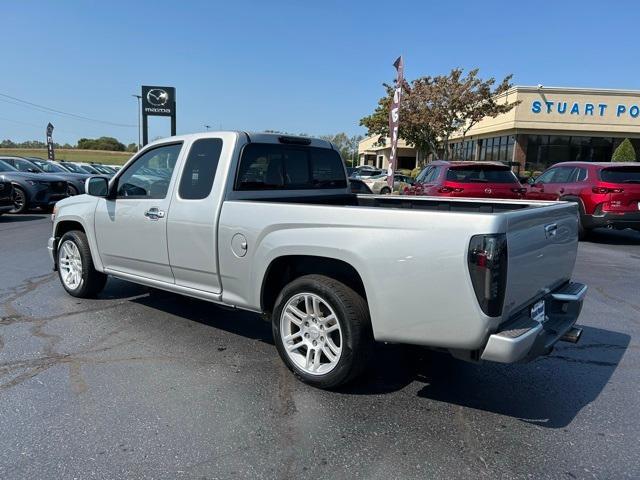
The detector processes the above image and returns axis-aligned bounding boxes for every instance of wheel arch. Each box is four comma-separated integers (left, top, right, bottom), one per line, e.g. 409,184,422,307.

260,255,368,315
53,217,104,272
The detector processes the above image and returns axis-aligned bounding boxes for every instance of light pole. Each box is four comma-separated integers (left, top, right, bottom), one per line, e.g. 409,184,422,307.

132,94,142,150
204,125,211,131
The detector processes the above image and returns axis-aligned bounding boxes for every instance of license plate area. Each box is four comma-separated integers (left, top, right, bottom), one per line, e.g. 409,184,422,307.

531,299,546,324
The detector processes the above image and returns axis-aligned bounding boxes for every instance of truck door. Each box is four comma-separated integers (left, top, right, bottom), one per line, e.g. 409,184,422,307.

166,137,225,293
93,142,183,283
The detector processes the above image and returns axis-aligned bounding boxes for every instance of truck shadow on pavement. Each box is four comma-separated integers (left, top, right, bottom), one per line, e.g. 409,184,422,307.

117,282,628,429
349,326,629,429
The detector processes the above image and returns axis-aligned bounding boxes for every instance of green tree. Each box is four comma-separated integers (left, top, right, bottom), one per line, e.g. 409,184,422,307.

320,133,363,166
360,68,518,161
126,143,138,152
612,138,636,162
77,136,125,151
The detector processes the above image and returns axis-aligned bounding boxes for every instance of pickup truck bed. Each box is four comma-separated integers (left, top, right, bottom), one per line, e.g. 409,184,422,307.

49,131,586,388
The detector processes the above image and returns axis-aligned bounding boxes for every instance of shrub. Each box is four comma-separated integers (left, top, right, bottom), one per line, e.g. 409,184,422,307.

410,166,423,178
612,138,636,162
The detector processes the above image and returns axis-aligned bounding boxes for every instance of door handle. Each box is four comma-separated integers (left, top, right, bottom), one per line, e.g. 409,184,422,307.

544,223,558,239
144,207,165,220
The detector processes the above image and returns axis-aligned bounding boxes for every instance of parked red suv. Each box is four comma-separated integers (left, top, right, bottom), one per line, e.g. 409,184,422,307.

525,162,640,238
403,161,526,199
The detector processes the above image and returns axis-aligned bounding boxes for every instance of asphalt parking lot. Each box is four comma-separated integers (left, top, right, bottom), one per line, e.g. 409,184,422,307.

1,214,639,479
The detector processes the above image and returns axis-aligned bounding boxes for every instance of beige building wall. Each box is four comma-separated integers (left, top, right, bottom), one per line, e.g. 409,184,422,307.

451,86,640,139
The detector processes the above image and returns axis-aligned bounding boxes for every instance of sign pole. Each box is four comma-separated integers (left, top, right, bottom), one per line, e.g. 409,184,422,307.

387,56,404,189
46,123,55,161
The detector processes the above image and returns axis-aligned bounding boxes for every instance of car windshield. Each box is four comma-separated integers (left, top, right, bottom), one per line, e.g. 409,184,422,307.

32,160,66,173
0,159,18,172
599,166,640,183
79,164,100,174
446,166,518,183
59,163,83,173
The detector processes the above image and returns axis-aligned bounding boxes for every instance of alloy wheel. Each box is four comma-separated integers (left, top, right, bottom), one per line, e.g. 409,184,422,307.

280,292,343,375
58,240,83,290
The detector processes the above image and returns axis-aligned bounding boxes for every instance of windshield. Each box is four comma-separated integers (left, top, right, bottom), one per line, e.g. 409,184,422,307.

79,164,100,174
600,167,640,183
446,166,518,184
59,162,83,173
94,165,115,174
0,159,18,172
31,160,66,173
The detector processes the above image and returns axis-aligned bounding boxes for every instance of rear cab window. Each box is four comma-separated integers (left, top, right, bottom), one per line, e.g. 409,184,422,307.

235,143,346,191
446,166,518,184
599,166,640,183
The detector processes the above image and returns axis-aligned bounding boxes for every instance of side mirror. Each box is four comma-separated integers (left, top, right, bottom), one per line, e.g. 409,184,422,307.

28,168,40,173
86,176,109,197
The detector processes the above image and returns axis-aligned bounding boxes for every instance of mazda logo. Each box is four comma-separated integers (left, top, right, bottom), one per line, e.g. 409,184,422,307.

147,89,169,106
484,188,492,194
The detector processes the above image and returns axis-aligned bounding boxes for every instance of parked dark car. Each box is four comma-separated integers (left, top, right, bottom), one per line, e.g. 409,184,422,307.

525,161,640,238
17,157,91,195
0,159,69,213
403,161,526,199
0,178,14,216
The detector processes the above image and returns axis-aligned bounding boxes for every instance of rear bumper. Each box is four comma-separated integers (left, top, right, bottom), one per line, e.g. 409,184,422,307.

480,282,587,363
583,210,640,230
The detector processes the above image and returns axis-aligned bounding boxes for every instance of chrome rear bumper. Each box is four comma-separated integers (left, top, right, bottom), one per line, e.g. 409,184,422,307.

481,282,587,363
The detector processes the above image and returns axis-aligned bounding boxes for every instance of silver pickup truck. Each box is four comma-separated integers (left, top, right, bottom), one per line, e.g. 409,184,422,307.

48,132,586,388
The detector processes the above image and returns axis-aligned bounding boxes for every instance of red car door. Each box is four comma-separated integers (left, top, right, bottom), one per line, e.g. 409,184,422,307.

527,168,558,200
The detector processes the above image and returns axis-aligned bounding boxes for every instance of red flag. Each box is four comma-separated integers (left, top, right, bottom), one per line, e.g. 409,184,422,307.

387,56,404,188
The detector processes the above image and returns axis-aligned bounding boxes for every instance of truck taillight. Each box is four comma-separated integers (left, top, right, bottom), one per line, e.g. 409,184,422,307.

592,186,624,194
468,234,508,317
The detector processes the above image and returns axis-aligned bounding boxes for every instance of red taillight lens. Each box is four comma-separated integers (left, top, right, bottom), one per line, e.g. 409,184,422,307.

468,234,508,317
593,186,624,194
438,186,464,193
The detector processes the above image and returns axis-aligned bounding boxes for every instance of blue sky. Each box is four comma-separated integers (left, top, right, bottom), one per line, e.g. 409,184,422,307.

2,0,639,145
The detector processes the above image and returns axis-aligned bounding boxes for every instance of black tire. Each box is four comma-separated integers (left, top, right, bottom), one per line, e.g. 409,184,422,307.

272,274,373,389
57,230,107,298
67,184,79,196
9,186,28,214
380,187,391,195
576,204,590,241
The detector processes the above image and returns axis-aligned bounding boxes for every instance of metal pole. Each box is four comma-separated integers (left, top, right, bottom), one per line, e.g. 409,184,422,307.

132,94,142,150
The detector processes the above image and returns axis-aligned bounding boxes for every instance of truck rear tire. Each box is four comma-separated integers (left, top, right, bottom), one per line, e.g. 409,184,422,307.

272,274,373,389
57,230,107,298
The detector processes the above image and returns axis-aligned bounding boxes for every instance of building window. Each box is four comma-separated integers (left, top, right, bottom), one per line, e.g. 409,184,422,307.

525,135,613,173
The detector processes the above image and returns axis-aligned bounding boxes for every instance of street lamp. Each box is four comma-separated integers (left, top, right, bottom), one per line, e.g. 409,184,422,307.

204,125,211,131
132,94,142,150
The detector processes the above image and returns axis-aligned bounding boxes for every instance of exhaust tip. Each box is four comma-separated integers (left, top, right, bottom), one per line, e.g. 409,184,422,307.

560,326,582,344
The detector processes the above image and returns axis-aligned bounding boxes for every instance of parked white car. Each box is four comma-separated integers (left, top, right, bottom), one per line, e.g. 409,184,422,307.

49,131,586,388
363,173,415,194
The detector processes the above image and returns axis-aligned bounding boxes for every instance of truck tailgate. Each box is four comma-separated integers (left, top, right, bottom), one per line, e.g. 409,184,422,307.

502,202,579,319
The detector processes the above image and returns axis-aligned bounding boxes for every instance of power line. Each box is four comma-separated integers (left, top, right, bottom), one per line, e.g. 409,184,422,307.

0,92,136,128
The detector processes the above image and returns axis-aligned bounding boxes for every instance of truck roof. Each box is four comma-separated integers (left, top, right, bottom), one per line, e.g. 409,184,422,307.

145,131,335,150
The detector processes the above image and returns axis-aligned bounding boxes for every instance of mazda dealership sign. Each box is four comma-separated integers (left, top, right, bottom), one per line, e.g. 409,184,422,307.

141,85,176,145
142,86,175,116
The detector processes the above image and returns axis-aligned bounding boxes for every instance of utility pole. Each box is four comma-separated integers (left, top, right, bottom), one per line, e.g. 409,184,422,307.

204,125,211,131
132,94,142,150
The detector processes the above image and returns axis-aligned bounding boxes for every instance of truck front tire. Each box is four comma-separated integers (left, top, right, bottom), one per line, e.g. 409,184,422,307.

272,274,373,389
57,230,107,298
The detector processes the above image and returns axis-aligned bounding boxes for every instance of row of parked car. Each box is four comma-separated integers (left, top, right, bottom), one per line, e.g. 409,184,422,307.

349,161,640,239
0,156,119,214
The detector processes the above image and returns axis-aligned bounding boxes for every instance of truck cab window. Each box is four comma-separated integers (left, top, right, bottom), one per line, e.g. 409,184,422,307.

235,143,346,190
179,138,223,200
116,143,182,199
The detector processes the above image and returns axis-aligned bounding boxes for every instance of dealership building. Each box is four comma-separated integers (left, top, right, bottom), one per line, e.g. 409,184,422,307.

358,85,640,173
